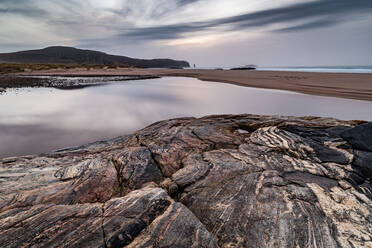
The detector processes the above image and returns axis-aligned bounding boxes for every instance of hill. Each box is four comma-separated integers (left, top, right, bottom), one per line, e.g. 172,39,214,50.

0,46,190,68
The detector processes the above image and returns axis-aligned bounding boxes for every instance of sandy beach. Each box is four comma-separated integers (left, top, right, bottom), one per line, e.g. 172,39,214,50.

13,68,372,101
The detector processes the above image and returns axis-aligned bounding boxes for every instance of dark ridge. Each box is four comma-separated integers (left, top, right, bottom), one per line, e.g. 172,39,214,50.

0,46,190,68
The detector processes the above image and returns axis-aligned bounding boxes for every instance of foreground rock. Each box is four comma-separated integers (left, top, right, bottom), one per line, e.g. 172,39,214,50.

0,114,371,248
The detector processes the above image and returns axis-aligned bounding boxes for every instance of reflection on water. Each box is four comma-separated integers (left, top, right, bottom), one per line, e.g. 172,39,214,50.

1,77,371,157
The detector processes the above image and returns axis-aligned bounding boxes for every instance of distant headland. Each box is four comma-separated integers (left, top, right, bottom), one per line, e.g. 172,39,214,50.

0,46,190,68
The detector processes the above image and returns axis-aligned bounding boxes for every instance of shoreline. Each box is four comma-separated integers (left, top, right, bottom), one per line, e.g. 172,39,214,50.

1,67,371,101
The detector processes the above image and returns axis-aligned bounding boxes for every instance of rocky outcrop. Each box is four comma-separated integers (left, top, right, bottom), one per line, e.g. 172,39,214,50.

0,75,160,90
0,114,371,248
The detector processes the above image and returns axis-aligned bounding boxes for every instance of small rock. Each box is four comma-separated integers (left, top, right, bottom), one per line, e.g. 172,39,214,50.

1,157,18,164
341,122,372,151
353,150,372,179
338,180,352,190
160,178,173,189
168,183,179,195
236,129,249,134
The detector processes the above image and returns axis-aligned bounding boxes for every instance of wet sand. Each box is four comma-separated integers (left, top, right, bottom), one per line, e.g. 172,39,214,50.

13,68,372,101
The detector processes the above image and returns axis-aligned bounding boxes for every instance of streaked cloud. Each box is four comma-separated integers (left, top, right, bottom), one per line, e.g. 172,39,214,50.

0,0,371,66
119,0,372,40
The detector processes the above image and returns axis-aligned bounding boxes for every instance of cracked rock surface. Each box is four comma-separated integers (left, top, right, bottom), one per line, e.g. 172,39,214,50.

0,114,371,248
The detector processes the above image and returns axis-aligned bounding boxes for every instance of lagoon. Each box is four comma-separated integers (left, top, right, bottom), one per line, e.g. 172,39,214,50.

1,76,371,157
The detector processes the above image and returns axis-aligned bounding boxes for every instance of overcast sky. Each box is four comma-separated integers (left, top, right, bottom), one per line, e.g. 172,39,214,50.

0,0,372,67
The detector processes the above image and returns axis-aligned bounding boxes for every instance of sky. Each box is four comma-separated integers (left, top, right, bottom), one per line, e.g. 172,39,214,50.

0,0,372,67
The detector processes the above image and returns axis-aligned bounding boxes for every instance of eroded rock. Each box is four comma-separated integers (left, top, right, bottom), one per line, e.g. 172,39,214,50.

0,114,371,247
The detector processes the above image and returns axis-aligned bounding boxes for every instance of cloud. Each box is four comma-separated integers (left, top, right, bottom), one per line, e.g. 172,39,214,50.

175,0,201,7
0,0,372,68
91,0,202,21
0,0,48,17
0,8,45,17
274,18,341,32
121,22,211,40
119,0,372,40
5,0,371,43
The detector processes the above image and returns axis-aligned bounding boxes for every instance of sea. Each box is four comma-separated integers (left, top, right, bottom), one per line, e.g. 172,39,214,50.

185,66,372,74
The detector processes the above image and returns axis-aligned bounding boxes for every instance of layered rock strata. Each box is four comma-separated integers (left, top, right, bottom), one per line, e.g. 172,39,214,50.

0,114,371,247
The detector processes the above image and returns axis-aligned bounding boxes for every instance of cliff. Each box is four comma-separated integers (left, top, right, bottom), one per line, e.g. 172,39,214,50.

0,114,371,247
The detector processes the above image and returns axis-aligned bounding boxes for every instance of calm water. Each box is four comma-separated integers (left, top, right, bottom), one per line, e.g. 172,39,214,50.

1,77,371,157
